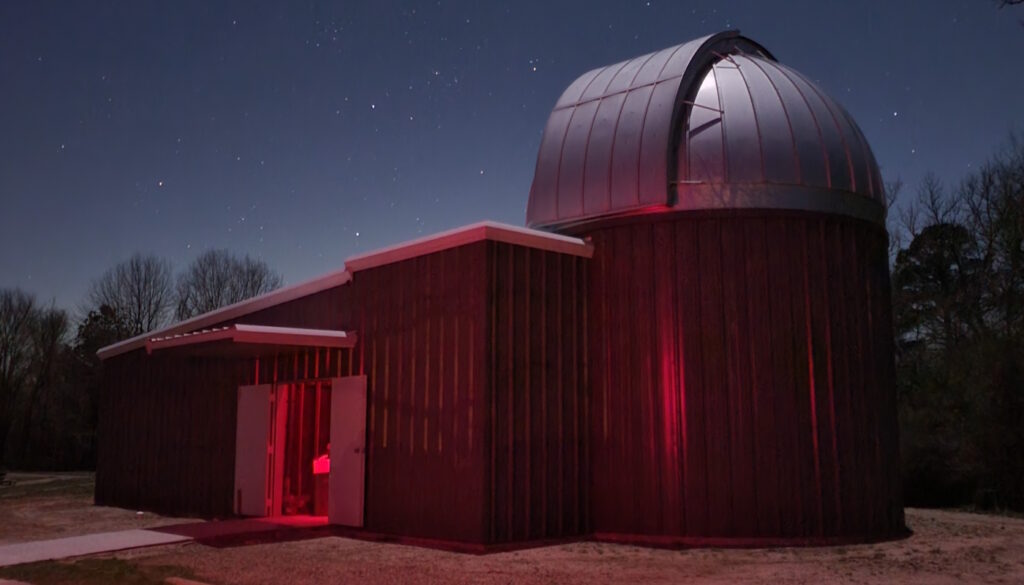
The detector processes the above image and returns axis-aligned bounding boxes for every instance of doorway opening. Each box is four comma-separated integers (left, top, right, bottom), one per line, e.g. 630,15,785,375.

279,381,331,517
234,375,365,526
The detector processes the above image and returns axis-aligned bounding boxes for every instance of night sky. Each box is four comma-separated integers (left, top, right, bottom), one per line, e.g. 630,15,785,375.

2,1,1023,312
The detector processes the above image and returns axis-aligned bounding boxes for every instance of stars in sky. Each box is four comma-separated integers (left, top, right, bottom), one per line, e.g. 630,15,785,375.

1,1,1023,311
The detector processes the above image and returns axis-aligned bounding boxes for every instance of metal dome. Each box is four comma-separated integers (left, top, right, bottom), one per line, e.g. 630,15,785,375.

526,31,885,231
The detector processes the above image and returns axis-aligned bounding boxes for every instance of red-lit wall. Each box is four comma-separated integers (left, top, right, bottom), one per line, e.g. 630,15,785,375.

96,352,243,517
348,241,490,543
582,211,904,543
348,240,588,545
97,239,589,546
96,347,355,518
485,241,589,543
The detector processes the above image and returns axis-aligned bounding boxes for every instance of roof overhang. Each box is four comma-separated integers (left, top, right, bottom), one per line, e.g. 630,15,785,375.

98,221,591,362
345,220,593,273
144,324,356,358
97,269,352,360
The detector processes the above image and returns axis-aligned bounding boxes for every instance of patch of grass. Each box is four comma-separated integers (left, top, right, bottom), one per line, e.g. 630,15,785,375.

0,557,198,585
956,506,1024,520
0,475,95,501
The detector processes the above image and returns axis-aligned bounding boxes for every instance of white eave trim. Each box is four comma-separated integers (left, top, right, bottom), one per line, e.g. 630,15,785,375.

145,324,356,354
344,220,593,273
98,221,591,362
97,269,352,361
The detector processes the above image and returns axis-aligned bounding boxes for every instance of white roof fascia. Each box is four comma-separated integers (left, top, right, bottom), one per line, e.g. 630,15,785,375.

97,269,352,360
344,220,593,273
99,221,591,361
144,324,356,354
231,324,355,348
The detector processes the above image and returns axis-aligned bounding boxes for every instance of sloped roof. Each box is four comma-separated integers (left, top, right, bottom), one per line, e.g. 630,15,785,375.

98,221,591,360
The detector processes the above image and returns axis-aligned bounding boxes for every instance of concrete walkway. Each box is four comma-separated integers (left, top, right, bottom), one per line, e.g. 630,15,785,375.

0,529,191,567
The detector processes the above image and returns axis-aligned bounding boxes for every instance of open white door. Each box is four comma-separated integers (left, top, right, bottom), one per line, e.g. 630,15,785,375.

328,376,367,527
234,384,273,516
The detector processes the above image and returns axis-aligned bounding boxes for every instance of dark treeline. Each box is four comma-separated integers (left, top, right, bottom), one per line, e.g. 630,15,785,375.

0,249,281,472
890,134,1024,512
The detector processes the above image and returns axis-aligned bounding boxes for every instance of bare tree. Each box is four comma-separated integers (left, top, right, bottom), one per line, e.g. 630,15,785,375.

18,305,68,463
86,254,174,337
0,290,37,469
175,249,283,320
958,133,1024,337
885,177,905,258
893,131,1024,511
993,0,1024,26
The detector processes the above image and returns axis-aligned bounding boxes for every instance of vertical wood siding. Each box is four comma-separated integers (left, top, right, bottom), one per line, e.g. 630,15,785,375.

351,242,489,544
585,211,904,541
97,277,360,519
96,353,243,518
96,240,590,546
485,242,589,544
95,347,356,519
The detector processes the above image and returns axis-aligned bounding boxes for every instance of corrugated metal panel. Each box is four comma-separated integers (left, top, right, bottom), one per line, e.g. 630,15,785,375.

98,238,591,546
97,275,359,519
209,286,351,331
773,63,854,194
716,62,763,184
527,32,887,231
485,242,589,543
585,213,903,542
352,242,489,544
97,353,237,517
754,58,829,189
638,80,679,205
96,347,356,518
554,67,603,109
529,108,575,225
349,239,589,545
557,100,601,219
737,56,797,185
677,55,886,207
528,31,769,229
609,85,655,210
582,93,627,215
685,67,725,182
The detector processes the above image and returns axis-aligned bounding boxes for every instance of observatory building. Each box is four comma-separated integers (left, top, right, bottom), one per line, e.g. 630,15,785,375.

97,31,905,548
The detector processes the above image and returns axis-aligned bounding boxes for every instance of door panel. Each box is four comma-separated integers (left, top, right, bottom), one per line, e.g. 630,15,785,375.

234,384,273,516
329,376,367,527
270,384,288,516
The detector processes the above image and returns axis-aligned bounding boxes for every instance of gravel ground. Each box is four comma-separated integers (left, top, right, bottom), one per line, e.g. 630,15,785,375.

109,508,1024,585
0,473,188,544
4,473,1024,584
